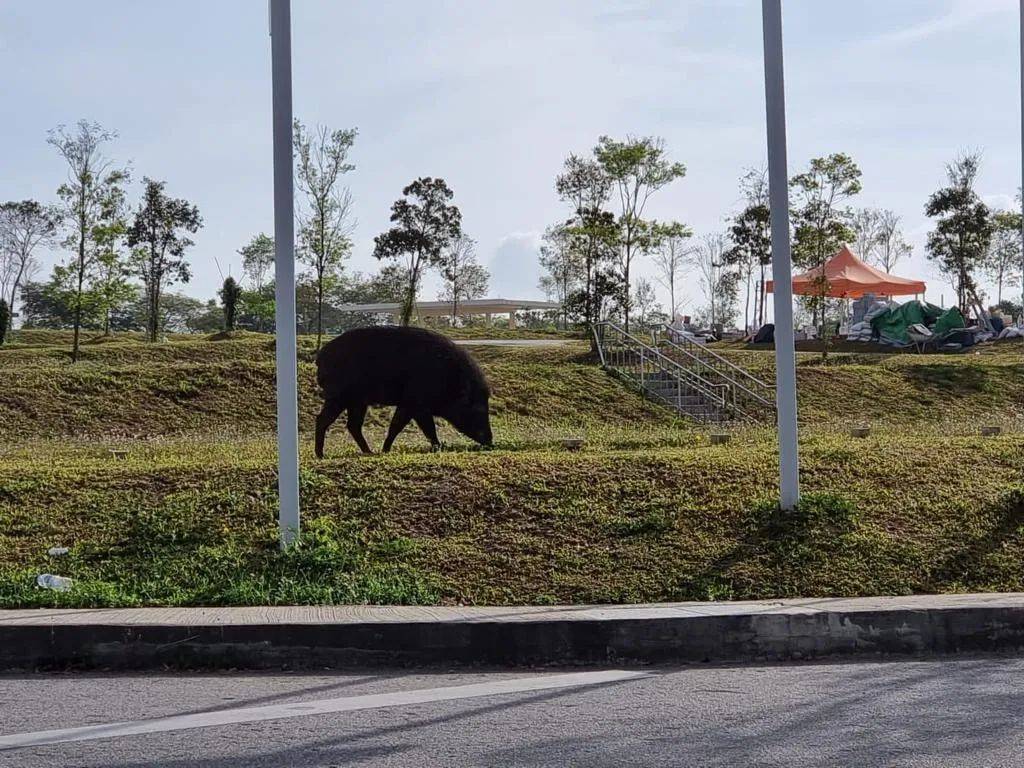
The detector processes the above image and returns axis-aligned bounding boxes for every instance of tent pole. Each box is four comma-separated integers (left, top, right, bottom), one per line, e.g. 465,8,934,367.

761,0,800,510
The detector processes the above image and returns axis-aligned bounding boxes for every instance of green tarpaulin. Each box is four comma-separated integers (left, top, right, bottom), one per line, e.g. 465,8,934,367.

932,307,966,337
870,301,944,344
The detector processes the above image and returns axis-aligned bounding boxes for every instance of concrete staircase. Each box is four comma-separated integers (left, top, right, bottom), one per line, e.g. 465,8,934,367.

592,322,774,425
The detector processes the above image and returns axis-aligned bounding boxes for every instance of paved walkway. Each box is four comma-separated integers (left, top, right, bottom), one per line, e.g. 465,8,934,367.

3,593,1022,626
3,594,1024,669
451,338,575,346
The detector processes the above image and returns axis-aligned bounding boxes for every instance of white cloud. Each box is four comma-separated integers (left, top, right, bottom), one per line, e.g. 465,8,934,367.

486,232,543,299
866,0,1013,47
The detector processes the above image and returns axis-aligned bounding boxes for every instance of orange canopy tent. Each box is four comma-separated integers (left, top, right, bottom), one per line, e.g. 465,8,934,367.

766,245,926,298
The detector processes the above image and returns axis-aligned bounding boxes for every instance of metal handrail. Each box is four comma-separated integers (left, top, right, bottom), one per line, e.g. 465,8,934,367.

652,323,775,413
593,321,729,409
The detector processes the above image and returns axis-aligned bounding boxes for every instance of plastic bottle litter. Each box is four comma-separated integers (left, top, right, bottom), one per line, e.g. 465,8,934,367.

47,547,70,557
36,574,73,592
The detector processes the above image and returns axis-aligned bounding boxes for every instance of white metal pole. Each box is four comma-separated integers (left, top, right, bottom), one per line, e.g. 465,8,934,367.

270,0,300,546
761,0,800,509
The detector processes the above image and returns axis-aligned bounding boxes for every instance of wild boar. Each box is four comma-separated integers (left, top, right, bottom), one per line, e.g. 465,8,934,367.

314,326,493,457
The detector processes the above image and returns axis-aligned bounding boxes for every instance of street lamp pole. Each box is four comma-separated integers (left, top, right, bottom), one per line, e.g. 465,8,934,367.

761,0,800,509
270,0,300,546
1019,0,1024,330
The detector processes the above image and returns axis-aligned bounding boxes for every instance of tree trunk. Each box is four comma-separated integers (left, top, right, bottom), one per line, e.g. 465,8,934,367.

71,219,86,363
315,271,324,351
744,268,751,332
622,255,631,333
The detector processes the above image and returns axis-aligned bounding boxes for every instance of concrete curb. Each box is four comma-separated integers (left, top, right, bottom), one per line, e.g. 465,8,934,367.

3,594,1024,670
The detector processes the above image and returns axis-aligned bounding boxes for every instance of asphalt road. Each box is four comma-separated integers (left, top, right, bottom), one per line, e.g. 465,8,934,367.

2,657,1022,767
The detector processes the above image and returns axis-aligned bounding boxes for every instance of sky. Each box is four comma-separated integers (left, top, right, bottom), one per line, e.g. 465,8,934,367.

2,0,1023,320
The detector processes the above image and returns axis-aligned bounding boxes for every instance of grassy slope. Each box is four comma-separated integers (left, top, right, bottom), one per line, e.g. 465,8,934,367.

2,331,1023,607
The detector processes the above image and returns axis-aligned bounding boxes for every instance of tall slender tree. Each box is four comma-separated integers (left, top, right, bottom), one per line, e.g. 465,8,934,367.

293,121,357,348
538,224,581,328
555,154,616,328
986,210,1022,304
0,201,59,338
48,121,128,360
373,177,463,326
594,135,686,331
652,226,693,321
726,168,772,328
791,153,862,358
925,152,992,312
239,233,275,291
90,210,134,336
126,178,203,342
695,232,738,329
438,234,489,320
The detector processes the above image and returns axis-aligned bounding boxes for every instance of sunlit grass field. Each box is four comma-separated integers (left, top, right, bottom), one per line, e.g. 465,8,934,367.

2,329,1023,607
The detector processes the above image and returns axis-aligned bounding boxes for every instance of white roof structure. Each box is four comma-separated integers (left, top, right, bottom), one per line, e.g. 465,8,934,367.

336,298,560,316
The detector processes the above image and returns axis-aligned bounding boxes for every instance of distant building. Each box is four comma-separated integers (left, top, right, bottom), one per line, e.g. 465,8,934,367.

335,298,561,328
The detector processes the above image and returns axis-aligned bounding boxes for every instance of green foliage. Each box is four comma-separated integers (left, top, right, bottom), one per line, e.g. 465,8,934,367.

218,277,243,331
238,233,275,291
293,120,357,346
126,178,203,342
925,152,993,308
373,177,463,325
594,135,686,330
438,234,489,317
986,209,1022,304
2,335,1024,607
48,120,129,361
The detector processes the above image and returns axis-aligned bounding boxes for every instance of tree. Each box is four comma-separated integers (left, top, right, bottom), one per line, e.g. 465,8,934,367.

872,209,913,274
126,178,203,342
239,233,275,291
925,152,992,311
694,233,738,329
238,285,275,332
373,177,463,326
790,153,862,357
726,168,772,328
219,276,243,331
48,121,128,361
633,277,661,326
0,299,8,345
650,222,693,322
851,208,882,264
985,210,1021,305
91,233,135,335
293,120,357,349
88,189,133,335
852,207,911,274
594,135,686,331
438,234,488,320
555,154,617,327
0,201,60,337
537,225,581,328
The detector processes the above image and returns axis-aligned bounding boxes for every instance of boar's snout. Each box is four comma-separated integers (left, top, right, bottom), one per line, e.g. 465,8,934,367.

449,399,493,448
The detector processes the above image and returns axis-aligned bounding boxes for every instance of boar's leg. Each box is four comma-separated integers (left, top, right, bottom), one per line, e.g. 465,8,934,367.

315,399,345,459
382,407,412,453
413,413,441,452
346,403,374,454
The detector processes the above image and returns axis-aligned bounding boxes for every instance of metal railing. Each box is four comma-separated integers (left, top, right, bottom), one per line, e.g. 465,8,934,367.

592,322,729,421
649,323,775,422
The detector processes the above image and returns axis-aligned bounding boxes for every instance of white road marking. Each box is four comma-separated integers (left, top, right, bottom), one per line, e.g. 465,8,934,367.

0,670,648,751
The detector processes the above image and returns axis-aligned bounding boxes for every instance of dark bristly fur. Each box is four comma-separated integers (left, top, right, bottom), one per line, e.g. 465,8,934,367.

314,326,493,457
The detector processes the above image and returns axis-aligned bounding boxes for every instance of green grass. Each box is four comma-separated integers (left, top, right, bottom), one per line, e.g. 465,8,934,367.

1,331,1023,607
